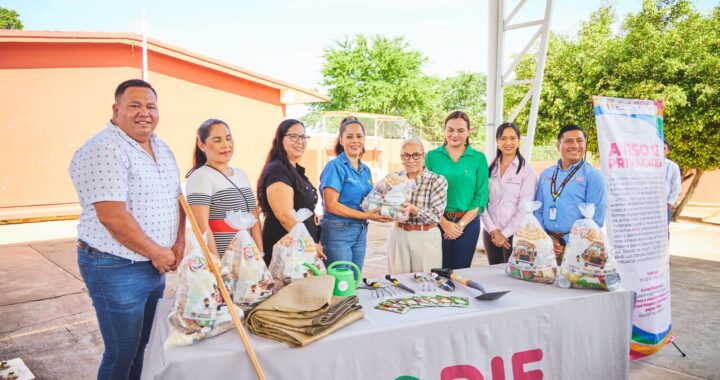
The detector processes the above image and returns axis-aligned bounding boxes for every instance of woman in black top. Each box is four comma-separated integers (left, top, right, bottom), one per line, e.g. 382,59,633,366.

257,119,321,266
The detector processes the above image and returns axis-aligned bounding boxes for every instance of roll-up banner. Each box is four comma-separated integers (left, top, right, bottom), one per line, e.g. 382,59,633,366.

594,96,672,358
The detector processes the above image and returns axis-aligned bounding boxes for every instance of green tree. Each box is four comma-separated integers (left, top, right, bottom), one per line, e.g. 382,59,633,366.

505,5,621,150
505,0,720,219
313,34,487,144
0,7,23,30
439,72,487,143
317,35,437,128
414,72,487,144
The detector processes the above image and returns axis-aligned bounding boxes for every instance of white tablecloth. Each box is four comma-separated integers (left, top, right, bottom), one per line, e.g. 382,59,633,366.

142,265,633,380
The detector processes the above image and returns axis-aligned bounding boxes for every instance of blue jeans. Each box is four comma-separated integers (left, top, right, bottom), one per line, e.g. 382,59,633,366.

439,217,480,269
77,243,165,380
320,218,369,272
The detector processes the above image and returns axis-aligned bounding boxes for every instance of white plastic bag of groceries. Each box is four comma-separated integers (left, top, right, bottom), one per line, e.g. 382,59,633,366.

360,172,417,222
221,210,274,311
557,203,621,291
166,233,241,349
268,208,326,291
506,201,557,284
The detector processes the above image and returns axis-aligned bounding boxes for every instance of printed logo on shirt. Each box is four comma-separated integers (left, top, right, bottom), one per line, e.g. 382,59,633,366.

346,178,358,184
575,176,585,183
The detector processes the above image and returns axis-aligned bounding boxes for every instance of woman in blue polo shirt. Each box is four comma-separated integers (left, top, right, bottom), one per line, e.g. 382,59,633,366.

320,116,393,271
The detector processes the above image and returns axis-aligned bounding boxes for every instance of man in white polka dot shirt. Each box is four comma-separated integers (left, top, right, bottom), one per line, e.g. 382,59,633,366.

69,79,186,380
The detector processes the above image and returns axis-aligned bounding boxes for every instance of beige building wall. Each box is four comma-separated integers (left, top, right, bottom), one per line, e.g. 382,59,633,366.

0,67,284,219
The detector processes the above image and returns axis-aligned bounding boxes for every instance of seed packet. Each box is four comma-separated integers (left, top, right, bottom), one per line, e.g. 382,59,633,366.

375,300,409,314
447,296,470,307
435,295,455,307
425,296,441,307
411,296,434,308
397,297,420,308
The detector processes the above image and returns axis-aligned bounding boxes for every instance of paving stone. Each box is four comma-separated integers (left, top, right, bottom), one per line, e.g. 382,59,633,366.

0,245,84,307
30,239,82,281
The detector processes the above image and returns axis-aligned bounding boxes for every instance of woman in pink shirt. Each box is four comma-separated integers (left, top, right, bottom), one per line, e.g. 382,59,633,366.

481,122,537,264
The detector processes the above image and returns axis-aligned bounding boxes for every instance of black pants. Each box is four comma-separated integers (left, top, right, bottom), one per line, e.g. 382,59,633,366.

439,217,480,269
482,230,513,265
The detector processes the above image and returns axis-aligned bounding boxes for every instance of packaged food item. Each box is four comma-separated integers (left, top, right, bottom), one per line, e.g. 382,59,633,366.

557,203,621,291
268,209,326,290
360,172,416,222
166,233,240,349
220,210,274,311
506,201,557,284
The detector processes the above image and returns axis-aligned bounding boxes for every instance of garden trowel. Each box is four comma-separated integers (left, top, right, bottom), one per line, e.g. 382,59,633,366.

431,268,510,301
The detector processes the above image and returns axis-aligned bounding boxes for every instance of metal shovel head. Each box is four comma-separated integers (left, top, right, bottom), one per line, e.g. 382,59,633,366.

475,290,510,301
432,267,510,300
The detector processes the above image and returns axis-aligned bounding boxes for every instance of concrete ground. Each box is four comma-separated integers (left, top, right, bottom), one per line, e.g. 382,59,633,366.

1,220,718,379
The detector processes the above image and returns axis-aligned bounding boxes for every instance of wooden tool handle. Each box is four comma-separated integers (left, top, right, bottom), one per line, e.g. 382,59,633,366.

179,195,266,380
449,273,486,293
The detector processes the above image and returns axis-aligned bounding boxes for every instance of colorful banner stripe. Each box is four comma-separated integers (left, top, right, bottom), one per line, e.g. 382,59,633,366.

630,325,672,359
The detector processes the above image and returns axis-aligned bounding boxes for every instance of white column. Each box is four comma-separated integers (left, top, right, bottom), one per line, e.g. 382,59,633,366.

486,0,504,156
142,8,148,81
521,0,554,161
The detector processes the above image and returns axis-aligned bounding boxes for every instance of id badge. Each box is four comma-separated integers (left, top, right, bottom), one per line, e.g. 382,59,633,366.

549,205,558,221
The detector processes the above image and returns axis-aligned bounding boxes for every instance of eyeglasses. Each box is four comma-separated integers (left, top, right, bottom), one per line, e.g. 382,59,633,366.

401,152,424,161
285,133,310,143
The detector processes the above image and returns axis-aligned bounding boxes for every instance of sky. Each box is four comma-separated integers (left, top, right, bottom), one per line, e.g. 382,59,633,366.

4,0,717,117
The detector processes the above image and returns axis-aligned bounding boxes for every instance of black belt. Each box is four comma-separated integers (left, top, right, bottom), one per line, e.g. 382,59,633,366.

77,240,101,253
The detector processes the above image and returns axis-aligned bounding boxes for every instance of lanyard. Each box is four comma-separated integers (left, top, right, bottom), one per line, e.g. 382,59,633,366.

206,164,251,212
550,160,584,202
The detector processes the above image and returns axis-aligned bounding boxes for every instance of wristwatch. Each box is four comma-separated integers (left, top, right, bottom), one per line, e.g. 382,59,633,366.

458,220,466,229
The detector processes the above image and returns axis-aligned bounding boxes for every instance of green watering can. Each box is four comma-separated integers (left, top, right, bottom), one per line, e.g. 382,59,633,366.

303,261,361,297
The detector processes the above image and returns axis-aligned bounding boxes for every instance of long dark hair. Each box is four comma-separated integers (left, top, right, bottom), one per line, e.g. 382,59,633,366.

256,119,307,212
334,116,366,156
186,119,229,178
488,122,526,175
443,110,471,146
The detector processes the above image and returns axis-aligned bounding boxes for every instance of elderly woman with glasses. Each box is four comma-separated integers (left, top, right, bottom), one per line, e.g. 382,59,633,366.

387,138,448,274
257,119,322,266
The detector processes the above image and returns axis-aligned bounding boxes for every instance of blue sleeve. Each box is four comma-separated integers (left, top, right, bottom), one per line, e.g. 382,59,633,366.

362,164,373,198
319,159,345,194
586,168,608,228
534,172,545,224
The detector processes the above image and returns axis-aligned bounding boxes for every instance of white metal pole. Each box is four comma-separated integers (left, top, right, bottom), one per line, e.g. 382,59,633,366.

521,0,554,161
486,0,502,156
142,8,148,81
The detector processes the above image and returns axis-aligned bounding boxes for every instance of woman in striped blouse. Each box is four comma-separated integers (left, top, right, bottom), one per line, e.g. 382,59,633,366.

186,119,263,258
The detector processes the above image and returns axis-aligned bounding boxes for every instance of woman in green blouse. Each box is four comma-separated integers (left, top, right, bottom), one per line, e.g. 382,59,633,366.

425,111,489,269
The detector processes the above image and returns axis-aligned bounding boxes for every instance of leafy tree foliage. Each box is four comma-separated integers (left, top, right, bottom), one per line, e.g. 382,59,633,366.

317,35,437,127
314,34,486,144
505,0,719,216
0,7,23,30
